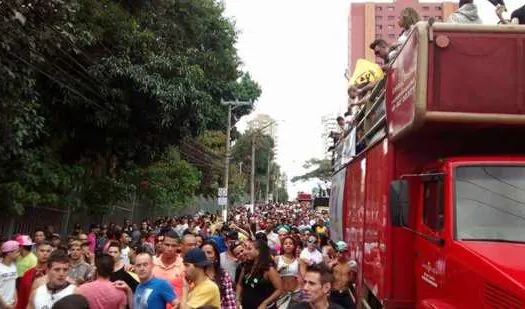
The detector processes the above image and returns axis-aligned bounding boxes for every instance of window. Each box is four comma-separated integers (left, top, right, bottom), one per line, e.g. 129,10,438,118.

376,24,383,31
455,165,525,242
387,24,395,31
376,6,383,12
422,6,430,11
388,33,396,39
376,16,383,22
436,6,442,11
387,6,395,12
387,15,395,21
435,16,442,21
423,15,430,20
423,181,444,231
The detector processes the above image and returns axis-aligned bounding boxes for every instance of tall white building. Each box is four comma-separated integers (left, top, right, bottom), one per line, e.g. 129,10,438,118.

321,113,339,159
247,113,279,160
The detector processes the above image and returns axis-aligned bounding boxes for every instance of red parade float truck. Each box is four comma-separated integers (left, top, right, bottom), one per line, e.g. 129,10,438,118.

330,22,525,309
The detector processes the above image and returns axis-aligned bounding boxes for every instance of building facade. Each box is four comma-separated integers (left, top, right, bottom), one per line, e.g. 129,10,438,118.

348,0,457,72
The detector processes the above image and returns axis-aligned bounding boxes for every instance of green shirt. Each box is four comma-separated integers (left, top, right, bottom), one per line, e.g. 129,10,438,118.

16,252,37,276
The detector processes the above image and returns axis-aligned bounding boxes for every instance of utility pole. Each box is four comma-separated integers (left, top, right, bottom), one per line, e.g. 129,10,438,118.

221,99,252,220
224,103,232,204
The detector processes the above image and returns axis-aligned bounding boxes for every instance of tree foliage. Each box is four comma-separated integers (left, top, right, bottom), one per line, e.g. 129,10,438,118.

140,148,201,210
0,0,261,214
291,158,332,183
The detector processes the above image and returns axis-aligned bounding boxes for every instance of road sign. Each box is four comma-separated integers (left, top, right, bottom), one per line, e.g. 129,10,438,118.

218,187,228,197
217,197,228,206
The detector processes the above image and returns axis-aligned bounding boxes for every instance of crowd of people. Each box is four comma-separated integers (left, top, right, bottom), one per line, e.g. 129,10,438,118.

0,202,356,309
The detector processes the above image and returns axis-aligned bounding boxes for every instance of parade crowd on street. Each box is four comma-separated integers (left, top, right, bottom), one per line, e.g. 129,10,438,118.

0,202,357,309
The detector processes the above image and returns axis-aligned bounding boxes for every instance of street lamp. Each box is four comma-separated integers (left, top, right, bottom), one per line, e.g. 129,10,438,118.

221,99,252,220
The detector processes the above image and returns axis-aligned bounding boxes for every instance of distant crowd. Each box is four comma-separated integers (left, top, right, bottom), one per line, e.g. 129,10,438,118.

1,202,358,309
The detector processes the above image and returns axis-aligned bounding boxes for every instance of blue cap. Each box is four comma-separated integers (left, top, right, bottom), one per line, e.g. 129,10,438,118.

183,248,212,267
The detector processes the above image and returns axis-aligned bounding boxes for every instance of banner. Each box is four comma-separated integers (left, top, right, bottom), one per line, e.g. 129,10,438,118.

342,128,356,165
329,169,346,242
349,59,384,86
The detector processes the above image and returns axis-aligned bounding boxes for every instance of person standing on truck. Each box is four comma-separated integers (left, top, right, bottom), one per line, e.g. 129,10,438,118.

496,4,525,24
327,241,357,309
447,0,482,24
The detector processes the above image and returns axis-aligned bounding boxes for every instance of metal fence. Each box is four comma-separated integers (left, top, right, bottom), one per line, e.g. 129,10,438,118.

0,195,222,238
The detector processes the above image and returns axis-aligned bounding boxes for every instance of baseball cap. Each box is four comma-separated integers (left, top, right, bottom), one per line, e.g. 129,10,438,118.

183,248,212,267
15,235,34,246
335,241,348,252
307,236,317,243
2,240,20,253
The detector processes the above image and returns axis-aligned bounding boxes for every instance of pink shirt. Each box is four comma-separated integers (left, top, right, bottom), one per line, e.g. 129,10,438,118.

78,279,127,309
87,232,97,254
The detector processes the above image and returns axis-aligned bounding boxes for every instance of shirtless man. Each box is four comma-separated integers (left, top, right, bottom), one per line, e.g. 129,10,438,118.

328,241,356,309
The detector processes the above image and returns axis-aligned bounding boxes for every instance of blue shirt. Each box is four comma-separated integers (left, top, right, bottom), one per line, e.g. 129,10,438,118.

134,277,176,309
208,235,227,253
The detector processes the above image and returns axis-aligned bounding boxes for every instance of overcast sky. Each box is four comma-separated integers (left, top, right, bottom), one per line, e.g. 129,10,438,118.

223,0,524,199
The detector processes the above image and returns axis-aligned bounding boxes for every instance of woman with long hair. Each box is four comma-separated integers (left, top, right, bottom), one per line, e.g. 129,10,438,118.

275,236,302,307
236,239,283,309
200,240,237,309
397,7,420,45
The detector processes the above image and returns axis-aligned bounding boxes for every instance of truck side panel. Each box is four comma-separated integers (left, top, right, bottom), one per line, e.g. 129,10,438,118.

345,155,366,295
428,30,525,115
363,139,392,300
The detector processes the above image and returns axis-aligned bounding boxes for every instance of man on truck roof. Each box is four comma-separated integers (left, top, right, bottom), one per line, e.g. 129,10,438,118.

447,0,482,24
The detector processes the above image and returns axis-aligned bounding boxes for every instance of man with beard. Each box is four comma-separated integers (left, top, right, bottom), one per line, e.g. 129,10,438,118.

16,241,53,309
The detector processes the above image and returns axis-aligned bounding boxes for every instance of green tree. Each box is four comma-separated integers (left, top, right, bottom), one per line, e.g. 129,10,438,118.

231,130,276,202
291,158,332,183
140,148,200,210
0,0,261,214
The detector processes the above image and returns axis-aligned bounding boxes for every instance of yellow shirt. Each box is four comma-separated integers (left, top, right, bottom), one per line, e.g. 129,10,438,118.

16,252,37,276
187,278,221,309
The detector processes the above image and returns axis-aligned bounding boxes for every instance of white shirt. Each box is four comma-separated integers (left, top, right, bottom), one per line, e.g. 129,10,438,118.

121,246,131,265
33,283,75,309
0,262,17,305
300,248,323,266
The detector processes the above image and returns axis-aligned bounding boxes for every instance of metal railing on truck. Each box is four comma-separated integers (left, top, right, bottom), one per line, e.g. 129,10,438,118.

332,79,387,172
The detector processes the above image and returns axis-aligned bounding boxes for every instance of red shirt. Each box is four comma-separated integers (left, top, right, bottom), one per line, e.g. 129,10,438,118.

16,267,46,309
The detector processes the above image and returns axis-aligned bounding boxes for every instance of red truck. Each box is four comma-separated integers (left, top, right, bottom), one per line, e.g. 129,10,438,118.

330,22,525,308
